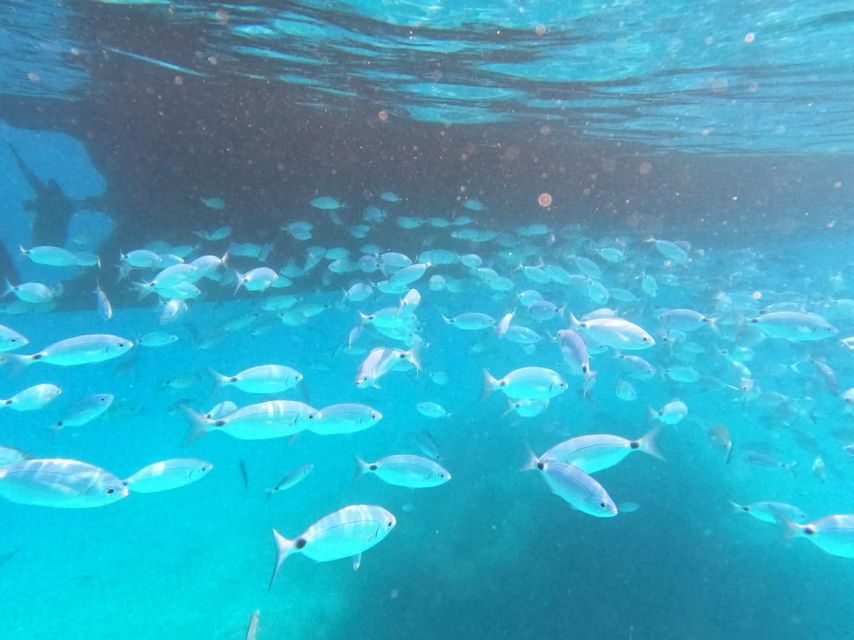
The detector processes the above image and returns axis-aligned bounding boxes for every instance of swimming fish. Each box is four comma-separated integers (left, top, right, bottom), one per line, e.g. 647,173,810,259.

2,281,60,304
483,367,568,401
570,314,655,351
707,425,734,463
311,404,382,435
441,312,495,330
183,400,319,442
416,402,451,418
356,343,422,388
1,383,62,411
210,365,303,394
356,454,451,488
0,324,27,352
538,428,664,474
95,284,113,321
524,456,618,518
270,504,396,588
311,196,344,210
123,458,213,494
266,463,314,496
245,610,260,640
52,393,113,430
751,311,837,341
773,513,854,559
1,334,134,367
649,400,688,426
0,458,128,508
729,500,808,525
504,398,551,418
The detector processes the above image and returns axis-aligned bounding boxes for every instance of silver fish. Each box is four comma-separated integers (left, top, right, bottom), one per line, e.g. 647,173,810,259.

123,458,213,494
266,463,314,496
2,334,134,367
0,458,128,508
52,393,113,430
270,504,396,588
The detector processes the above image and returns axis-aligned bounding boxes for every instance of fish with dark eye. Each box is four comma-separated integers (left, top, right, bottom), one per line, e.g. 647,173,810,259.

123,458,213,494
750,311,837,341
209,364,303,394
0,384,62,412
523,454,618,518
269,504,396,589
356,454,451,488
483,366,568,401
772,512,854,558
182,400,319,442
1,334,134,367
0,458,128,508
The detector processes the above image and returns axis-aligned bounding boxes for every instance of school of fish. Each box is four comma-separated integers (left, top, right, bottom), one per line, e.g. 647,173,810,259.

1,191,853,637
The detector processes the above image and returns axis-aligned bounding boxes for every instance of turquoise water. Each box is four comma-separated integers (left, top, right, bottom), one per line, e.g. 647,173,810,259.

1,1,854,639
0,231,851,639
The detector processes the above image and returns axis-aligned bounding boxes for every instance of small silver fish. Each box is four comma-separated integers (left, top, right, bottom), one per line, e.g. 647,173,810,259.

246,610,260,640
52,393,113,430
266,463,314,496
95,284,112,321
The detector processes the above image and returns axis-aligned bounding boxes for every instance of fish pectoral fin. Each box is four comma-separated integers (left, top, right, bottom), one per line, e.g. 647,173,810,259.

351,553,362,571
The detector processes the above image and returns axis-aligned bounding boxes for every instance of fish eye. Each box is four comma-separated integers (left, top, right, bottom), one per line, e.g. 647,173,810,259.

386,520,393,527
308,414,315,420
107,488,115,495
370,464,378,471
642,336,650,342
536,462,544,470
599,502,606,508
742,506,750,512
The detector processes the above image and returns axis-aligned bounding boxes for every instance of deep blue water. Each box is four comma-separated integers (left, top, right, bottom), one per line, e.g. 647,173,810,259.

1,2,854,640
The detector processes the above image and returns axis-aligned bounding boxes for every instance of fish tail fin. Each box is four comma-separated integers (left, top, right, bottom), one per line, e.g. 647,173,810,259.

521,447,540,472
132,281,153,301
406,339,424,372
347,325,362,349
0,352,33,370
785,461,798,477
269,529,295,591
233,271,245,295
208,367,229,389
639,426,665,461
1,279,14,299
727,499,744,514
179,404,209,445
501,399,517,418
481,369,499,400
440,314,452,325
768,506,802,542
725,443,734,465
582,370,598,399
647,406,659,422
354,455,370,479
568,311,580,328
220,251,230,268
706,316,720,334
